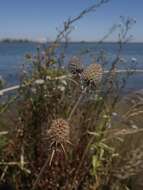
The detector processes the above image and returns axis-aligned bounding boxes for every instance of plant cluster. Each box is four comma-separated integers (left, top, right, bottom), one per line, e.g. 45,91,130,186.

0,1,142,190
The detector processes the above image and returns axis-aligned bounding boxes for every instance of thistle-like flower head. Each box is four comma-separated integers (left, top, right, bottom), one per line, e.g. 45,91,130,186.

47,118,71,147
82,63,103,84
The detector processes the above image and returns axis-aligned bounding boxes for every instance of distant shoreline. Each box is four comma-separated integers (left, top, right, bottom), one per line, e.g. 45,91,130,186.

0,39,41,43
0,39,143,44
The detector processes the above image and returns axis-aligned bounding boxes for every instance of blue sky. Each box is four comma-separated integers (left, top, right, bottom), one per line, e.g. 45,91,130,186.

0,0,142,42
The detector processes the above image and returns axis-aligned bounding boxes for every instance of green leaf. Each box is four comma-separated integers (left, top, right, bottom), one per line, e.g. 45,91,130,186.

92,155,101,176
87,131,100,137
99,142,114,152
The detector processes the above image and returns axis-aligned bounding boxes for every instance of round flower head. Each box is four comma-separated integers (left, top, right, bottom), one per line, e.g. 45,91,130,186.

68,56,83,74
47,118,71,147
46,118,71,166
82,63,103,84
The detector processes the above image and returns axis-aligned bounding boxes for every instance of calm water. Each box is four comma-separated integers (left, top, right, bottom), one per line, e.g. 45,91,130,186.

0,42,143,92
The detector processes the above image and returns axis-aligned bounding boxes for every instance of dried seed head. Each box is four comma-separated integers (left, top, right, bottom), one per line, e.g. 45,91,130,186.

82,63,103,84
47,118,70,146
68,56,83,74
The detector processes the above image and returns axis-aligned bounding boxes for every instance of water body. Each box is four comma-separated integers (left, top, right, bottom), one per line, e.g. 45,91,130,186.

0,42,143,92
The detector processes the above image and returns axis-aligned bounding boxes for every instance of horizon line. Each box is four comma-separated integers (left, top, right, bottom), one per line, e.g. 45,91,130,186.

0,38,143,44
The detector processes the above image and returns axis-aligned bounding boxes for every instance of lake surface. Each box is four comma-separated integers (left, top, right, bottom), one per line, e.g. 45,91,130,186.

0,42,143,92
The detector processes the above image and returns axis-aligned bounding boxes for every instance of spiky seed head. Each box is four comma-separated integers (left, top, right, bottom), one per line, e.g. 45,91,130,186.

47,118,70,146
68,56,83,74
82,63,103,84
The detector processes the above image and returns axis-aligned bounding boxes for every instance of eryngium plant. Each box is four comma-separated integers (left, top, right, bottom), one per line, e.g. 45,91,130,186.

0,1,140,190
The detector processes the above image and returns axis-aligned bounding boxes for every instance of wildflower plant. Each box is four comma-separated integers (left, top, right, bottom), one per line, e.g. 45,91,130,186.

0,1,141,190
